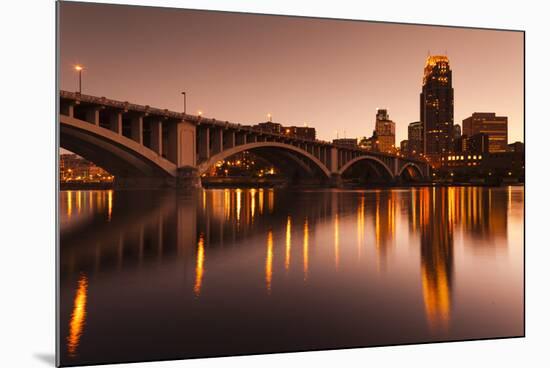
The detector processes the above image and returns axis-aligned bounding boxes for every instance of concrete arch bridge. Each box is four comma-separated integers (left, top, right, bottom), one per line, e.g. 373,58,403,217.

60,91,429,188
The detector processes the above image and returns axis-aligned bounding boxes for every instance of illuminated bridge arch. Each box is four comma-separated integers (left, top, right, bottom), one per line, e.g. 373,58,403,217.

60,114,177,179
337,156,394,178
397,162,425,179
197,141,332,179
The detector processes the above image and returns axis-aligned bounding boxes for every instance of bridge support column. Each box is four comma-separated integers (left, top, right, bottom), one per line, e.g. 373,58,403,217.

223,130,236,149
176,167,201,189
211,128,223,155
330,147,339,172
236,132,246,145
109,112,122,134
131,115,143,144
60,103,74,118
197,126,210,161
329,173,343,188
167,119,196,167
247,134,257,143
150,120,162,155
85,107,100,126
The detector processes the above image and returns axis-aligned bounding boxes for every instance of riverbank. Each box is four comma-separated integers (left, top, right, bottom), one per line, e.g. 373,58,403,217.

59,178,524,191
60,182,114,190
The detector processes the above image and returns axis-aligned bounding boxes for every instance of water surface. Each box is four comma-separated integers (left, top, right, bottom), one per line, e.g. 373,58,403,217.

59,186,524,366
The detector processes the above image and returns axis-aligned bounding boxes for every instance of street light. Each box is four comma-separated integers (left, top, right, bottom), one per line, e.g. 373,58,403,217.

267,113,272,122
181,92,187,114
74,65,84,94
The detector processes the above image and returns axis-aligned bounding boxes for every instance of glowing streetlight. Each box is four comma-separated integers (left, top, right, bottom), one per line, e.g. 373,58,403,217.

267,113,272,122
74,65,84,94
197,110,203,117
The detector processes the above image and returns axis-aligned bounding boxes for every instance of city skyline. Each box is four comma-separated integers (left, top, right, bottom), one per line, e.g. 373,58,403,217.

59,3,524,144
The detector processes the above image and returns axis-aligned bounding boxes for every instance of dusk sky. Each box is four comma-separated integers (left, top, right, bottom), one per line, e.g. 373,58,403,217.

59,2,524,144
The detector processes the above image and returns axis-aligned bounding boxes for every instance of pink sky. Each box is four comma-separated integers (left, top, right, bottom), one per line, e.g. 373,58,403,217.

59,2,524,144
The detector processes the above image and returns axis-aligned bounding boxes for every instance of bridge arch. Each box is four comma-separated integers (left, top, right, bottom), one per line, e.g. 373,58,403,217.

60,114,177,179
197,142,332,179
397,162,425,179
338,156,394,178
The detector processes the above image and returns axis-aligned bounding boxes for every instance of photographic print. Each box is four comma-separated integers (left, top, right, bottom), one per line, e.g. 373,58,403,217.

57,2,524,366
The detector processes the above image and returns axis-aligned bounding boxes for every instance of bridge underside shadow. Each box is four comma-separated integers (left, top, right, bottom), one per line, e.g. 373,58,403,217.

201,146,331,186
60,117,178,189
197,140,335,186
397,164,424,184
340,159,394,186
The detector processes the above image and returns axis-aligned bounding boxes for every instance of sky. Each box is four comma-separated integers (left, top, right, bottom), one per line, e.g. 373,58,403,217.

59,2,524,144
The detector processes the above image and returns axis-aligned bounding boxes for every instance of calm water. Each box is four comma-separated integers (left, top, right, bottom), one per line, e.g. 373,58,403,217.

59,186,524,366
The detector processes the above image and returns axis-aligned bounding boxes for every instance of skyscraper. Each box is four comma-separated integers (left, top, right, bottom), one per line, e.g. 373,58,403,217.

453,124,461,140
408,121,424,154
453,124,462,152
376,108,389,122
374,108,396,153
462,112,508,153
420,55,454,159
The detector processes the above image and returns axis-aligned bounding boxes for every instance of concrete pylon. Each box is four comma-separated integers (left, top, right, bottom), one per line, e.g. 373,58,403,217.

176,167,201,189
329,173,343,188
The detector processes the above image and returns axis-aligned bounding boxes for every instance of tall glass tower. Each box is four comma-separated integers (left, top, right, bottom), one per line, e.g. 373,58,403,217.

420,55,454,159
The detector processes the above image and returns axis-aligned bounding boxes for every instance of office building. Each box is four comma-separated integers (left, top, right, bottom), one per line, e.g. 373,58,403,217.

420,55,454,158
375,108,396,153
462,112,508,153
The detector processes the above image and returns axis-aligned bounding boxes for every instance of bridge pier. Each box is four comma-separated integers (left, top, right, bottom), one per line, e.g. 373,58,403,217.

329,173,343,188
176,167,201,189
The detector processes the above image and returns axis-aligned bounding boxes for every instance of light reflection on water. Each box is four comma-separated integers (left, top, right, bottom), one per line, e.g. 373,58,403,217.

66,273,88,357
59,186,524,366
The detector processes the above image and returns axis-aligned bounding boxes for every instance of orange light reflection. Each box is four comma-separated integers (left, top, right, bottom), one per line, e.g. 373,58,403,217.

193,233,205,296
67,274,88,358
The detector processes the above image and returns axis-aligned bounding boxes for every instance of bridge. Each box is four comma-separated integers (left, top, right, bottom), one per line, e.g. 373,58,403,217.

59,91,430,188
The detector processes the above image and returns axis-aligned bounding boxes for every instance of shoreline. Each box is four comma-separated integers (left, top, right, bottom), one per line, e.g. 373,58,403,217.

59,181,524,191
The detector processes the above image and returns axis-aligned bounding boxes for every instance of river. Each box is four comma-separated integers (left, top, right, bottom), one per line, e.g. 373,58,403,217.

58,186,524,366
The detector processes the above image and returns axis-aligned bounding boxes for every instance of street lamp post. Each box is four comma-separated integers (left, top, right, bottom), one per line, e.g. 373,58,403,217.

181,92,187,114
75,65,83,94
